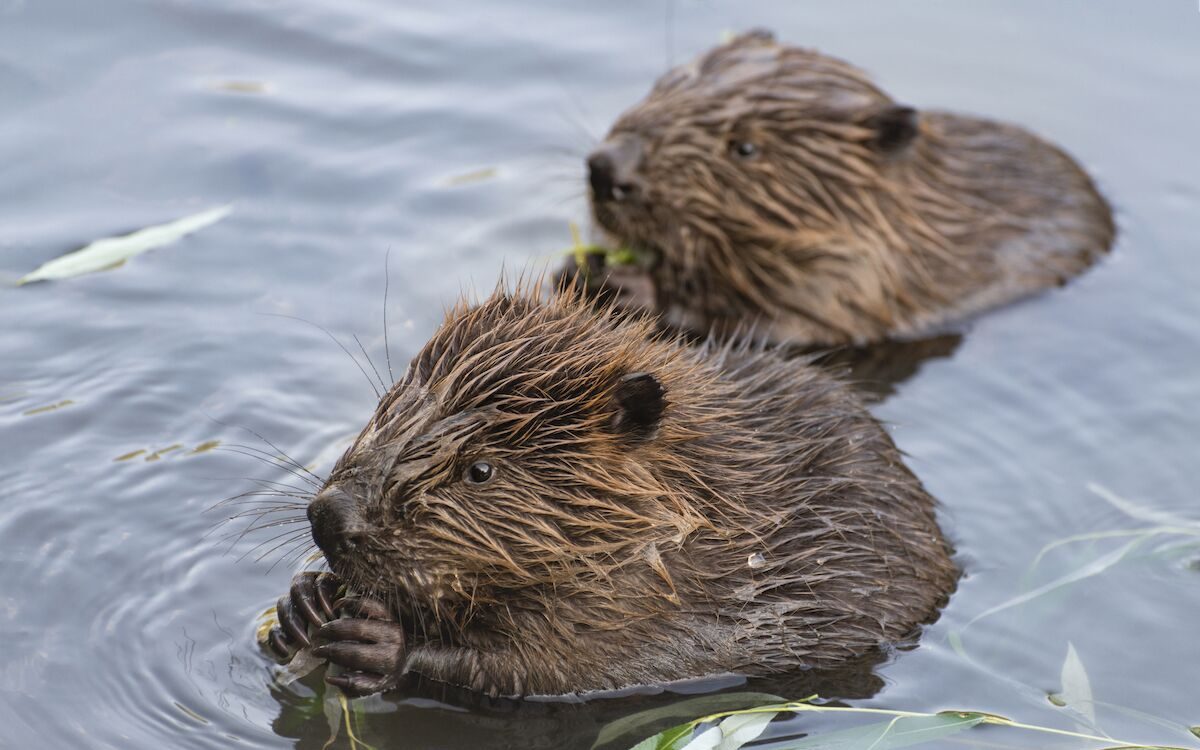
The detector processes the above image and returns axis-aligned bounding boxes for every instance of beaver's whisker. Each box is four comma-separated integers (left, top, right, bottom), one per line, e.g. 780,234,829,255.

259,312,381,400
205,503,305,542
224,505,308,523
353,332,389,393
207,511,304,541
271,540,318,573
241,477,314,495
549,190,588,209
204,414,324,486
218,516,307,549
218,496,309,511
195,475,311,496
225,512,306,550
265,541,312,573
537,143,589,160
221,441,323,484
251,528,314,565
215,447,322,491
211,486,311,505
206,487,305,514
283,541,318,566
382,248,395,385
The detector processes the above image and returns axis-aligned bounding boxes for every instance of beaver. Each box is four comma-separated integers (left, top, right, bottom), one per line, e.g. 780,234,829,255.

578,30,1115,346
265,282,957,697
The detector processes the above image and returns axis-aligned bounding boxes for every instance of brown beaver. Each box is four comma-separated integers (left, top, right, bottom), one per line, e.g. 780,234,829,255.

579,30,1115,346
265,282,956,697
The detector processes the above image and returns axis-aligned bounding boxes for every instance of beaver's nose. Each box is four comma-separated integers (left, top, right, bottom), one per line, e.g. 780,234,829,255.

587,135,642,203
307,486,368,562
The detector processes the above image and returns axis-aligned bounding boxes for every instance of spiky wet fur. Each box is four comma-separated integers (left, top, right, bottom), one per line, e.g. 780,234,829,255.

592,30,1115,346
317,281,956,697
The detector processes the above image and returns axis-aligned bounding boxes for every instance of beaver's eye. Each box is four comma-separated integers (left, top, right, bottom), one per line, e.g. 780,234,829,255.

464,460,495,485
728,140,758,160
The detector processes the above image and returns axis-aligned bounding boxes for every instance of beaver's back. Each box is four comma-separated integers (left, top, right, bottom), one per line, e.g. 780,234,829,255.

683,342,957,670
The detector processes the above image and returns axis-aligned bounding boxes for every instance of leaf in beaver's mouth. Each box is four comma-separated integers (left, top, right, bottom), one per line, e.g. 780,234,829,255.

565,221,650,271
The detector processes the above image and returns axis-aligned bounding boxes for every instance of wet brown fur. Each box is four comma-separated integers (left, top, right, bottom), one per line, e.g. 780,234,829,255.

590,31,1115,346
319,280,956,696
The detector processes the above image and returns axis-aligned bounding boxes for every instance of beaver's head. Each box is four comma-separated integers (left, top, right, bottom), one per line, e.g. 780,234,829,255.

306,287,709,641
587,31,920,335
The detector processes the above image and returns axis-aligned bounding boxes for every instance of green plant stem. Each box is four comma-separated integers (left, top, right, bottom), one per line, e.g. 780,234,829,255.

664,700,1193,750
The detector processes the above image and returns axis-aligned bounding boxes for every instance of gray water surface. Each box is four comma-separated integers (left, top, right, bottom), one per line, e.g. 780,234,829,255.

2,2,1198,748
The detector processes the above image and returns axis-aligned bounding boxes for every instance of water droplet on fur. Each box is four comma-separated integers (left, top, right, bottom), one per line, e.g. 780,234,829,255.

747,552,766,569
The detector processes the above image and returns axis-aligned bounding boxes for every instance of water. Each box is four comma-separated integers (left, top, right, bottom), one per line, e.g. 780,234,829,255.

1,1,1198,748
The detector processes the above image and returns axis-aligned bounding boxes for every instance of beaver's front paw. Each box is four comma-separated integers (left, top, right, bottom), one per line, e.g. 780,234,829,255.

266,571,342,659
313,597,407,697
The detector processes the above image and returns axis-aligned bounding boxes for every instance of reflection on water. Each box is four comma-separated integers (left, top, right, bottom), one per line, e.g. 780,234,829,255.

266,653,888,750
1,1,1198,748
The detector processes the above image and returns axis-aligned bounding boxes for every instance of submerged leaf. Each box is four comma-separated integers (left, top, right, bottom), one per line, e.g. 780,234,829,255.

1088,483,1200,532
965,535,1149,628
18,204,233,284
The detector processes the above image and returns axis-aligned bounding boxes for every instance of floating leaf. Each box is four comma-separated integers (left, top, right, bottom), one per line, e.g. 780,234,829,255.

145,443,183,462
18,204,233,284
22,399,74,416
1059,642,1098,727
189,440,221,454
622,700,1189,750
443,166,497,186
678,711,776,750
213,80,271,94
593,692,784,749
172,700,209,725
783,713,986,749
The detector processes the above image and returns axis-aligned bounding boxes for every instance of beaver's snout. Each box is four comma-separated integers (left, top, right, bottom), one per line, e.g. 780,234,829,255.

307,486,369,563
587,134,642,203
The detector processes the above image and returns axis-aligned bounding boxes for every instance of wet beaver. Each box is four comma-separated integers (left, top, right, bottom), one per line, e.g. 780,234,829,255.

579,30,1115,346
266,283,956,697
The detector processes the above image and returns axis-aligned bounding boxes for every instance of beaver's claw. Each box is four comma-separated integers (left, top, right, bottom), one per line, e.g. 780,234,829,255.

266,571,342,660
314,610,407,697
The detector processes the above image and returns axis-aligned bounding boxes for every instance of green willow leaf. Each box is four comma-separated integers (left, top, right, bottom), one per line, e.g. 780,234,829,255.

778,713,985,750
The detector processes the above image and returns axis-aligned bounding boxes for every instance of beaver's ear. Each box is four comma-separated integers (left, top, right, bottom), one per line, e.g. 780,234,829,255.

612,372,667,440
867,105,918,153
729,29,776,47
